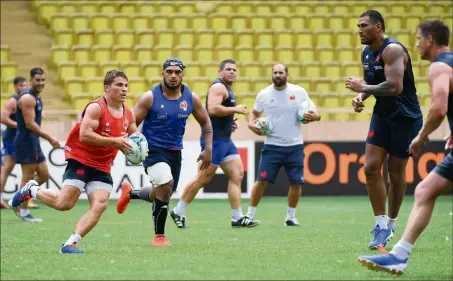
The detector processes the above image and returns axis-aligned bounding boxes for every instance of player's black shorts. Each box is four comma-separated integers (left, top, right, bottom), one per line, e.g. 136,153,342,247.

63,159,113,195
433,152,453,182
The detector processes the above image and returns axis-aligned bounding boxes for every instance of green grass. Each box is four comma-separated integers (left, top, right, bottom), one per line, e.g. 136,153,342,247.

1,196,452,280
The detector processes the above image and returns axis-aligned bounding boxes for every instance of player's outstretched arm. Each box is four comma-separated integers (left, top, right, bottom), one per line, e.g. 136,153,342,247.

20,94,59,148
192,93,213,169
0,97,17,128
362,44,405,96
79,103,131,153
133,90,153,127
207,83,247,117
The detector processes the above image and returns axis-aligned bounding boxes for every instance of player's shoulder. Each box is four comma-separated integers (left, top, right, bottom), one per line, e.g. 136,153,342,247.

428,61,453,79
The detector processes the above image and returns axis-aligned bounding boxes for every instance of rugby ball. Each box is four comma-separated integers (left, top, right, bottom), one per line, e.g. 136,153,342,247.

255,117,272,135
297,100,311,121
126,132,148,164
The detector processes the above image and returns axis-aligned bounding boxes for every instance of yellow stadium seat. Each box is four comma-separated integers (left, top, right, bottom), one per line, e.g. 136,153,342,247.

292,78,312,92
296,47,316,62
370,3,390,15
195,46,214,62
112,14,131,30
390,3,408,15
241,62,262,79
334,30,354,48
155,29,174,47
288,14,306,30
51,46,70,65
189,77,210,95
116,29,135,47
65,77,84,96
332,78,346,93
331,3,349,14
215,46,234,62
315,47,334,62
95,29,114,46
0,63,17,79
76,29,94,47
294,29,314,48
276,46,295,63
119,2,137,15
85,77,103,95
126,75,146,94
419,93,431,108
313,78,332,94
255,46,275,62
137,30,154,46
214,4,234,14
327,15,346,31
234,46,253,62
351,3,369,15
142,61,161,79
174,46,194,62
411,61,423,79
151,15,170,30
72,14,90,31
275,29,293,48
98,2,117,14
176,29,195,47
134,45,154,62
336,47,356,62
416,78,430,96
233,78,250,94
345,14,359,30
235,2,254,14
172,14,190,30
343,62,362,78
155,46,173,63
132,15,150,30
322,93,340,108
79,1,98,15
253,77,270,93
38,1,59,23
392,29,412,49
216,30,234,47
210,13,230,30
2,79,15,94
0,46,9,62
55,29,74,46
236,30,254,47
315,30,334,48
323,62,342,79
50,14,70,31
59,1,78,14
201,62,218,78
408,3,427,14
387,15,403,30
159,2,177,14
250,13,269,30
313,3,331,14
192,14,209,29
58,61,77,80
121,61,143,77
91,14,111,30
255,3,272,14
113,46,133,63
138,2,157,14
92,45,112,62
72,45,91,62
293,3,312,14
99,62,119,76
286,62,303,78
78,62,99,79
304,62,322,78
255,29,273,48
308,15,326,30
405,14,422,33
270,14,288,30
186,62,202,77
73,93,94,111
178,2,196,14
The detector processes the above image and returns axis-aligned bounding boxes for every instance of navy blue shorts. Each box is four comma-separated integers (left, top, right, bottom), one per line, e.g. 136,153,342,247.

256,144,304,184
201,139,239,166
366,114,423,158
2,141,15,158
143,146,182,191
14,140,46,164
433,152,453,182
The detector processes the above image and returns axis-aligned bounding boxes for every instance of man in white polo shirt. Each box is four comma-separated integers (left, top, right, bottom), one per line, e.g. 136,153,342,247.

246,63,321,226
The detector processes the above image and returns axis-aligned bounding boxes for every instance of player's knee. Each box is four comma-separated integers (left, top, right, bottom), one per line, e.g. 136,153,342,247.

55,199,75,211
91,200,108,215
364,162,381,177
36,171,49,184
197,172,213,186
414,182,433,204
156,180,173,200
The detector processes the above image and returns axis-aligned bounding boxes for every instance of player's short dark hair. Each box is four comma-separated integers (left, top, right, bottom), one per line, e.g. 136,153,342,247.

30,67,44,78
417,19,450,47
13,76,26,85
219,59,236,70
273,63,288,73
360,10,385,32
104,70,128,86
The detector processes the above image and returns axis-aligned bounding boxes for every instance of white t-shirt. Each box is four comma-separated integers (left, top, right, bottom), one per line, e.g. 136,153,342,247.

254,83,314,146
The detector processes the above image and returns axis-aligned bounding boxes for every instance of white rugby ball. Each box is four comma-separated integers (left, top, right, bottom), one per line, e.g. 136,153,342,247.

297,100,311,121
255,117,272,135
126,132,148,164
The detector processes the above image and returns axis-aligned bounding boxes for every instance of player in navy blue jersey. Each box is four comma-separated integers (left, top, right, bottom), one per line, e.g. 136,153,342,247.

358,19,452,275
116,58,213,247
345,10,423,250
0,76,27,208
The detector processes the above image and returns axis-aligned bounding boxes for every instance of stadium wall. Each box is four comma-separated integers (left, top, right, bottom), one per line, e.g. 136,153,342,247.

2,140,451,200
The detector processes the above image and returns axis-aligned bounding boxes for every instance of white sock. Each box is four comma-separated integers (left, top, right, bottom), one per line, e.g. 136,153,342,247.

0,192,3,200
30,185,41,199
375,215,388,229
174,200,188,217
64,232,82,246
231,208,243,221
19,208,30,217
286,206,296,220
387,217,397,230
390,240,413,260
246,206,256,219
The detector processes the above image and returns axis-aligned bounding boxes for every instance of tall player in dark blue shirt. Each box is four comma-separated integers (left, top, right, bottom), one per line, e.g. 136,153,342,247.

116,58,213,247
358,19,452,275
0,76,27,209
170,59,258,228
9,68,60,222
345,10,423,250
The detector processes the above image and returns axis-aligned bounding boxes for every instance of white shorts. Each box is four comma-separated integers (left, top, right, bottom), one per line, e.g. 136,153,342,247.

146,162,173,187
